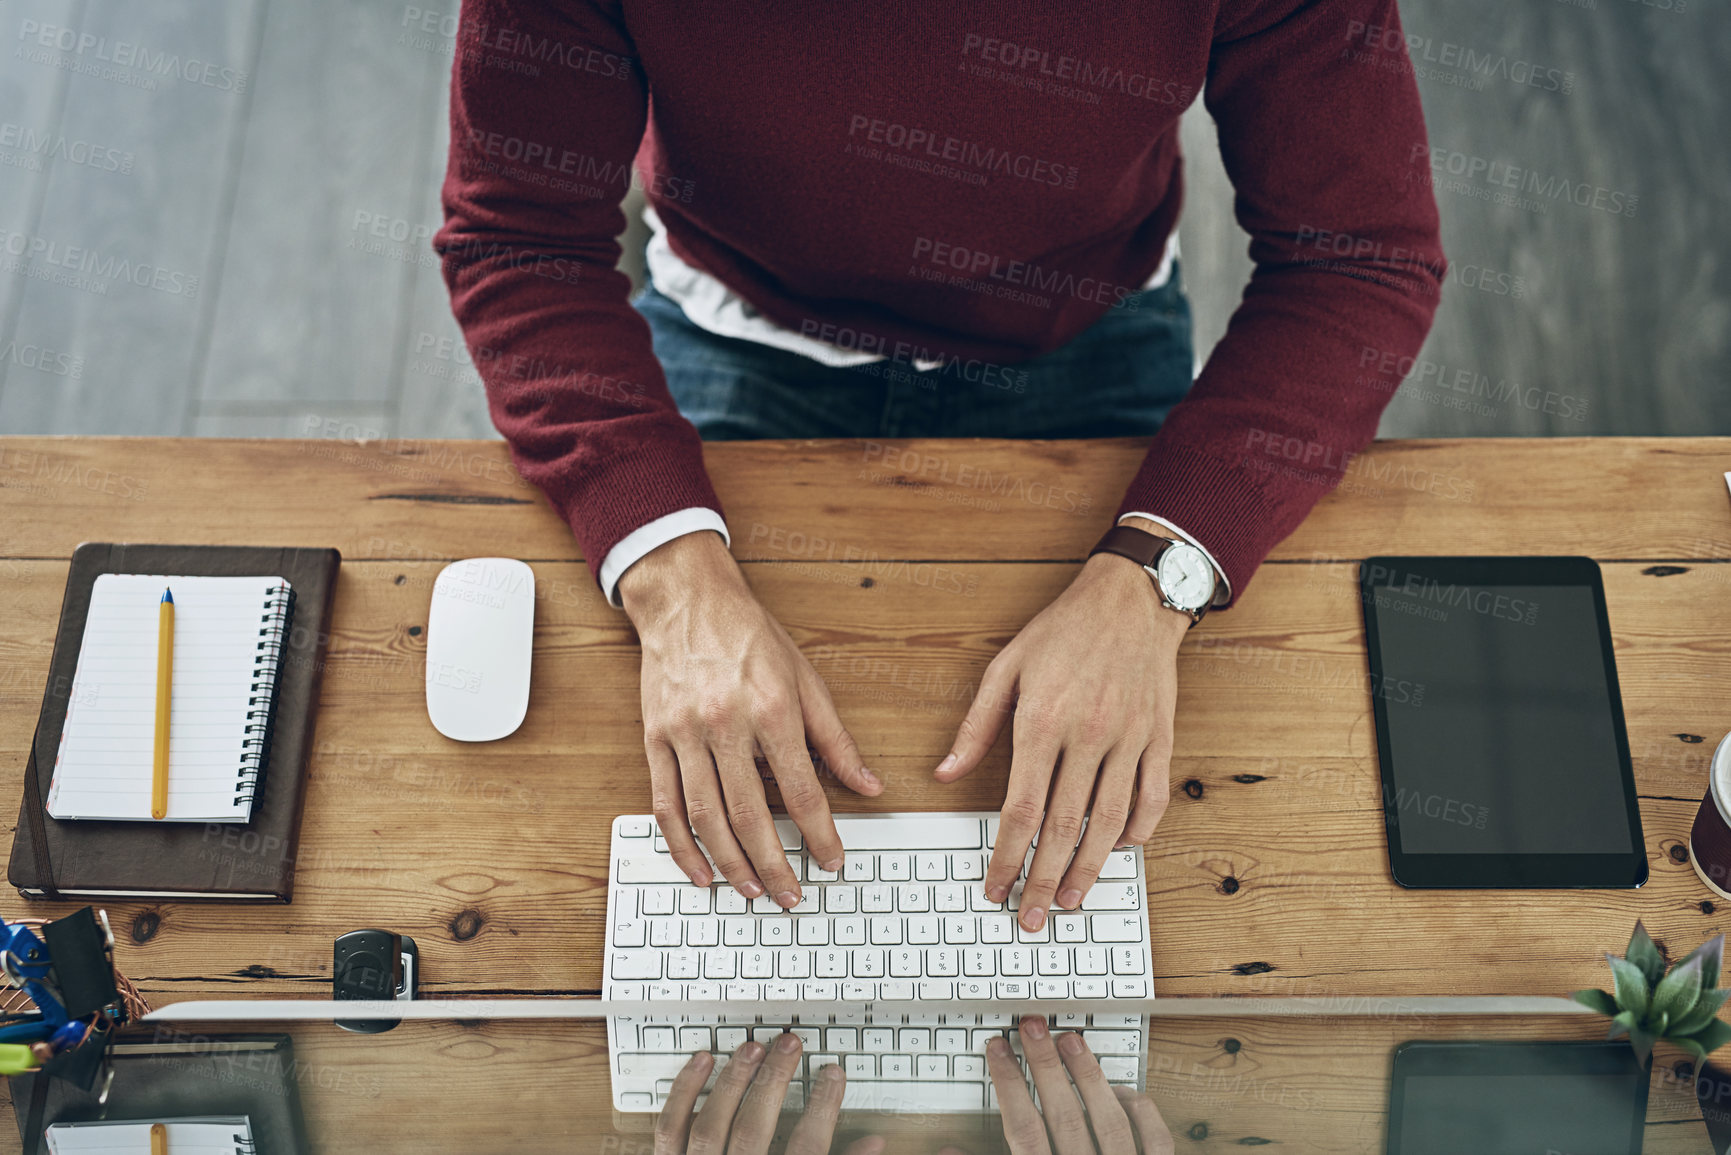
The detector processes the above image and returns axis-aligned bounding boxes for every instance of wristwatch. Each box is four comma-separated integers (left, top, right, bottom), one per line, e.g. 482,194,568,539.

1089,524,1217,625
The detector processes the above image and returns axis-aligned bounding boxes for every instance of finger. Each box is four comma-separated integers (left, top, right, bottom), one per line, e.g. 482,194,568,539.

756,709,845,874
726,1031,802,1153
1019,746,1105,933
1057,1032,1136,1155
794,652,881,797
1019,1018,1091,1155
936,651,1018,783
648,739,713,887
786,1061,846,1155
689,1040,765,1150
1055,745,1139,910
986,1035,1050,1155
714,738,803,908
984,708,1060,905
1121,730,1174,847
653,1051,714,1155
677,738,764,902
1116,1085,1176,1155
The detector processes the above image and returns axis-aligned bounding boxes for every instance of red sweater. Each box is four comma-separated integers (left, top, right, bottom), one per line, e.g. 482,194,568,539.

436,0,1444,604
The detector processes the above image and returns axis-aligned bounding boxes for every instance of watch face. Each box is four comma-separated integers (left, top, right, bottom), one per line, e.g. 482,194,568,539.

1156,542,1215,611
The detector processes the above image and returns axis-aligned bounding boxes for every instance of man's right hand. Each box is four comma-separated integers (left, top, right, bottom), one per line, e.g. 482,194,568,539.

620,530,882,907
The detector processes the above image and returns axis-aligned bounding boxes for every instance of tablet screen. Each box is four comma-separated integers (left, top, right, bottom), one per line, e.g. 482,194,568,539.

1361,558,1645,887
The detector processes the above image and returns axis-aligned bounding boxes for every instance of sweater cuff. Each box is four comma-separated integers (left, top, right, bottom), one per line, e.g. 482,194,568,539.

1114,445,1296,609
599,507,731,608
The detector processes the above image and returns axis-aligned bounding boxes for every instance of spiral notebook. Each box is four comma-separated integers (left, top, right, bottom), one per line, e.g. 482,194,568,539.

46,574,293,823
45,1118,254,1154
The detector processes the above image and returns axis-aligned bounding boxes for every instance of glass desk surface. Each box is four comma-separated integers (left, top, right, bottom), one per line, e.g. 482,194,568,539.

1,1000,1718,1154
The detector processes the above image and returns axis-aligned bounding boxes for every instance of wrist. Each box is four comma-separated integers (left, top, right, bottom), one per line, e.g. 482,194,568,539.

1081,550,1193,639
618,530,742,625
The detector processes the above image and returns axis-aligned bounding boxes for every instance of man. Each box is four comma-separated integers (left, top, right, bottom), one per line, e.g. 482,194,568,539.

436,0,1444,935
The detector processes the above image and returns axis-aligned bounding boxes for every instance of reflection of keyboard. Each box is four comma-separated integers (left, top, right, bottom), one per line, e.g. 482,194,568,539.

603,812,1154,1113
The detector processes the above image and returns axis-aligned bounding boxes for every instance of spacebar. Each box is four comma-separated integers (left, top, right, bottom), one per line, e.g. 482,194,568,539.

841,1081,983,1112
833,817,982,850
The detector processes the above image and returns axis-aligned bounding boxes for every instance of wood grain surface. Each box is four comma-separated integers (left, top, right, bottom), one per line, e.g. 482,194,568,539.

0,436,1727,1010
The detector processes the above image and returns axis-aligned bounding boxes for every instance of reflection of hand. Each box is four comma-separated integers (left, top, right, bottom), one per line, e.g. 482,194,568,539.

653,1037,885,1155
980,1018,1174,1155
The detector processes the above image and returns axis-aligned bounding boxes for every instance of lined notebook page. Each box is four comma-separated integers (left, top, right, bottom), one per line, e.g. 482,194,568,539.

48,574,291,823
46,1118,254,1154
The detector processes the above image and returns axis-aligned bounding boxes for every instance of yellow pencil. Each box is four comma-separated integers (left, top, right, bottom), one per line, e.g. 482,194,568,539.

150,1121,167,1155
152,588,174,820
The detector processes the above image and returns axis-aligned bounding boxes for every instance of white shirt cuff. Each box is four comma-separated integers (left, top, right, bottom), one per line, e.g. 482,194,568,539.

599,507,731,608
1117,511,1232,607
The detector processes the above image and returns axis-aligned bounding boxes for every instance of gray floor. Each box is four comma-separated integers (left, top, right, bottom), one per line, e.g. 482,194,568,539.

0,0,1725,439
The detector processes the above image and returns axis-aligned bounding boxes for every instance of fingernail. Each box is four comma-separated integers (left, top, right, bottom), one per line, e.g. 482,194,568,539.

1057,887,1082,910
691,1050,715,1069
693,870,713,887
987,1035,1011,1057
860,766,881,788
1022,907,1046,931
737,1040,764,1061
1114,841,1132,850
1022,1017,1048,1039
822,857,844,873
935,753,957,777
776,890,800,909
738,879,764,899
818,1062,843,1082
986,884,1008,904
776,1031,801,1053
1059,1031,1084,1055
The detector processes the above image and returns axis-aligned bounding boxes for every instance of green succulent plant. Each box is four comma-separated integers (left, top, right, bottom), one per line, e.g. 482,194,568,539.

1573,921,1731,1064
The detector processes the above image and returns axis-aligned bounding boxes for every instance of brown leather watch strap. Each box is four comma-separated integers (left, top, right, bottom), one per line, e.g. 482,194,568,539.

1089,524,1169,569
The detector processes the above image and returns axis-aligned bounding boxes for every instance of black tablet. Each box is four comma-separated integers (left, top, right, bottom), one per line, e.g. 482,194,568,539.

1360,556,1646,888
1386,1040,1648,1155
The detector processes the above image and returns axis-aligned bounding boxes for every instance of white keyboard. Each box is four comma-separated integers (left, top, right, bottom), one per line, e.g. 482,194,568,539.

604,812,1154,1113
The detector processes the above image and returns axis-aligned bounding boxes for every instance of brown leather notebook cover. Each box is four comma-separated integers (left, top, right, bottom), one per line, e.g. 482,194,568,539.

8,543,340,902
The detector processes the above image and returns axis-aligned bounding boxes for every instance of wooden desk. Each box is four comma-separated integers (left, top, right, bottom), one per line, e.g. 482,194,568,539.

0,437,1729,1006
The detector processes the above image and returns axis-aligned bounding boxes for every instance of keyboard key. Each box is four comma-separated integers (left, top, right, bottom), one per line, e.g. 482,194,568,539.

915,854,948,881
1082,883,1141,911
620,1091,655,1108
845,1054,875,1078
788,890,820,915
772,819,803,850
1090,915,1142,942
825,886,858,914
957,979,991,999
843,855,874,882
717,1026,749,1052
917,1055,947,1079
879,855,911,882
779,950,812,979
881,1054,913,1079
1053,914,1087,943
1075,947,1108,975
703,949,736,980
996,979,1030,998
1100,1056,1139,1082
954,1055,985,1080
933,884,968,912
843,981,877,1000
723,920,754,947
678,887,711,915
890,948,921,977
650,921,681,948
981,916,1014,943
964,948,996,977
1083,1030,1142,1054
618,818,652,838
617,1053,696,1080
1016,920,1051,944
870,917,903,946
723,981,760,1001
816,950,849,978
619,857,689,885
796,918,829,946
1037,947,1070,976
900,1028,932,1052
1112,978,1149,998
832,817,982,850
654,834,669,853
1112,946,1144,975
641,886,676,916
752,895,785,915
611,951,662,980
807,860,840,883
612,918,646,948
1098,850,1138,879
641,1026,674,1049
834,917,867,945
926,948,959,976
952,853,985,881
741,951,774,978
715,889,748,915
896,884,930,913
918,980,953,999
668,951,700,980
842,1082,983,1111
852,949,886,977
943,916,977,944
881,980,915,1000
686,919,720,947
907,917,940,945
678,1026,710,1050
936,1028,969,1053
759,921,792,947
1001,947,1033,976
765,980,798,1001
1035,979,1069,998
864,1028,896,1051
1072,977,1108,998
862,885,894,913
687,981,720,1001
1093,1014,1141,1028
828,1027,859,1050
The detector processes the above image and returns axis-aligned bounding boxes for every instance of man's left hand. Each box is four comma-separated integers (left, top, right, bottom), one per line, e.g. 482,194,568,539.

935,526,1188,932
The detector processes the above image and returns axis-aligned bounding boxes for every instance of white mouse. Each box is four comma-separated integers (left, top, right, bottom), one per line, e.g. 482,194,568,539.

425,557,535,741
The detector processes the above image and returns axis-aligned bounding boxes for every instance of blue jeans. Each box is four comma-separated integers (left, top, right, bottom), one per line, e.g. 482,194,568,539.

633,265,1195,439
